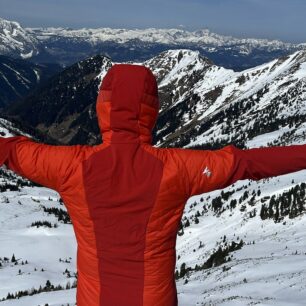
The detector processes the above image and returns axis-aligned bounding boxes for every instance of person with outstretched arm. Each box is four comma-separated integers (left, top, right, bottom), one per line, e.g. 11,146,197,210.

1,64,306,306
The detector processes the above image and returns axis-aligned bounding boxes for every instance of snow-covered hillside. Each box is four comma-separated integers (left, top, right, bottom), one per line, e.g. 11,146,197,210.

0,185,77,306
177,166,306,306
154,49,306,149
0,18,39,59
0,118,31,138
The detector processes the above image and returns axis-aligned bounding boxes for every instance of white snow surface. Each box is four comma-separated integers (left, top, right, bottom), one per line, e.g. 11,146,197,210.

177,170,306,306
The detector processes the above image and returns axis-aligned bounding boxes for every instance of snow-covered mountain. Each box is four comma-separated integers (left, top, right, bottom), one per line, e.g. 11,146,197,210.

176,170,306,306
155,50,306,149
23,25,306,70
1,47,306,305
0,18,40,59
6,54,112,145
7,49,221,144
145,49,236,112
1,17,305,70
0,117,31,138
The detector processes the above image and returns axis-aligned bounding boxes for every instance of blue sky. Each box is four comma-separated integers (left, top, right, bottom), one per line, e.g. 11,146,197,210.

0,0,305,43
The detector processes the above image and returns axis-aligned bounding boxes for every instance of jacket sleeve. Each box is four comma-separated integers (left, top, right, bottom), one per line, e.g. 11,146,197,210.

174,143,306,198
0,136,84,191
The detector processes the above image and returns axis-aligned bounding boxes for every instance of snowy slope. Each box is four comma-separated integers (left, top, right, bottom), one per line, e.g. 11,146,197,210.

155,50,306,149
0,186,77,305
0,18,39,59
143,49,235,112
176,167,306,306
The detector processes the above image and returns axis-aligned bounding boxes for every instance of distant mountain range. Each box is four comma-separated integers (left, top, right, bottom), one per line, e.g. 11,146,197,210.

1,17,305,70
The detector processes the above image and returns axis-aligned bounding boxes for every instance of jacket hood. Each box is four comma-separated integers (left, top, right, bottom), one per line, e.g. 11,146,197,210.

96,63,159,145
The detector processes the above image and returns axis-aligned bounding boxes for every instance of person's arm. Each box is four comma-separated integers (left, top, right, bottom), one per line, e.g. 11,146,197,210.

174,143,306,198
0,135,85,191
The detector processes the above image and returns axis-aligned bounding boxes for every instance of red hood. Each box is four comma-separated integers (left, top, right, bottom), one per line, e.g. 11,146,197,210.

96,64,159,145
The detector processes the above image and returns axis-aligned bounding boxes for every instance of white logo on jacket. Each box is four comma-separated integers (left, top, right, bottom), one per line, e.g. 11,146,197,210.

202,166,212,177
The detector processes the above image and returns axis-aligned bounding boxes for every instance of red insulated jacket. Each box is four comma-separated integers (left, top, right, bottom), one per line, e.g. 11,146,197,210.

1,63,306,306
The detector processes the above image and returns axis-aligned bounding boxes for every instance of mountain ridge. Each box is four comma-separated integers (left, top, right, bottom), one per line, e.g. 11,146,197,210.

1,17,305,70
6,48,306,150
